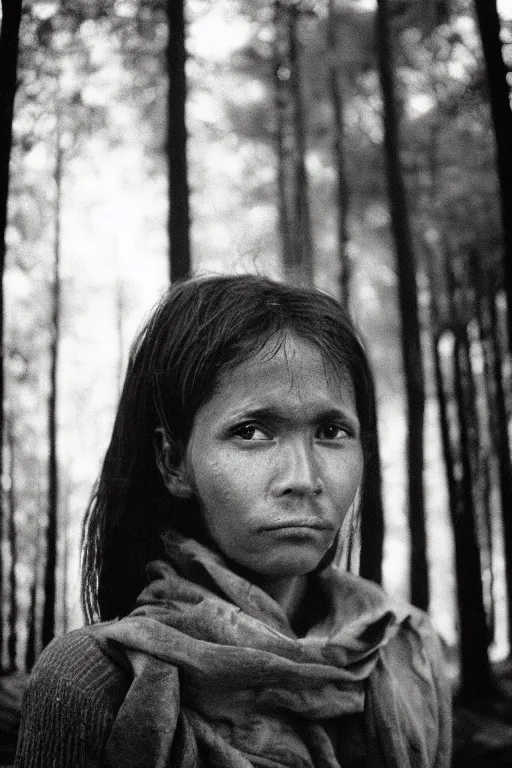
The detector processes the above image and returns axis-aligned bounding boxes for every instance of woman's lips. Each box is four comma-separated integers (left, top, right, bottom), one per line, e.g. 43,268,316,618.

261,518,333,531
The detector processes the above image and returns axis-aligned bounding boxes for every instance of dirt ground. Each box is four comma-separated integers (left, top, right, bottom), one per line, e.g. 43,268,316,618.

451,658,512,767
2,663,512,766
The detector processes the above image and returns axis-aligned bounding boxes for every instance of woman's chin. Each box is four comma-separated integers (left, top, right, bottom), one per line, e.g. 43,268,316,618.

245,551,327,583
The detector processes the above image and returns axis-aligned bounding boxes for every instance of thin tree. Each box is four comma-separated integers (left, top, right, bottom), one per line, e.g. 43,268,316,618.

424,249,491,695
25,510,41,671
326,0,351,307
168,0,191,282
376,0,428,609
61,483,68,634
421,104,492,691
449,259,492,694
288,3,313,285
6,418,17,670
473,0,512,353
470,251,512,645
0,0,23,669
42,97,62,648
274,1,295,274
274,0,314,286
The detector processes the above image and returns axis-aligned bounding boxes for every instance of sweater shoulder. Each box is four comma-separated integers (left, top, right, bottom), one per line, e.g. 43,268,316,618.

15,627,131,768
29,625,131,699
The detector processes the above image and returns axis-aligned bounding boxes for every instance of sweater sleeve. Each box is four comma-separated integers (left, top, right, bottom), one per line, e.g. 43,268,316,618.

14,629,130,768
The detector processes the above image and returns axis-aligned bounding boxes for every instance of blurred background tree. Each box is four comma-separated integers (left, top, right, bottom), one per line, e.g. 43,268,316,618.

0,0,512,724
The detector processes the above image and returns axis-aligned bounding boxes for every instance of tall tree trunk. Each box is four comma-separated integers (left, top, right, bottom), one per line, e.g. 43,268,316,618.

25,577,37,671
489,290,512,648
452,330,492,694
327,0,351,307
423,244,461,627
471,252,512,645
274,0,297,277
61,488,68,634
480,452,495,642
0,0,23,671
473,0,512,354
25,514,41,672
42,102,62,648
435,319,492,694
441,253,492,694
274,1,295,275
376,0,428,609
274,0,314,286
167,0,191,282
288,5,313,286
7,420,17,671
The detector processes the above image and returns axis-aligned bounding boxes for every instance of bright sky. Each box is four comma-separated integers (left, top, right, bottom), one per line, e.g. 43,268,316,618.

499,0,512,20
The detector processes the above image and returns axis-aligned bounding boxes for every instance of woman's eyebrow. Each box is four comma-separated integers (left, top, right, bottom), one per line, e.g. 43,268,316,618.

227,407,285,425
228,405,358,425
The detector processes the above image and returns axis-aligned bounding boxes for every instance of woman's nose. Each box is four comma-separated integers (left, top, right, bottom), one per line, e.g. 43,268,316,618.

271,437,323,497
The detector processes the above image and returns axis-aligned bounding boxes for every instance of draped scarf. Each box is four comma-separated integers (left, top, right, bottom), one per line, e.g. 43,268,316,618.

90,532,451,768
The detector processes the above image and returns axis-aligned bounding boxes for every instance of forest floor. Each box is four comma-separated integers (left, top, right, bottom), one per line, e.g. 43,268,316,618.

452,657,512,767
2,661,512,766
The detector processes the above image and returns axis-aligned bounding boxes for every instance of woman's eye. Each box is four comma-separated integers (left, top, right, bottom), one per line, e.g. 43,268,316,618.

234,424,271,441
317,424,349,440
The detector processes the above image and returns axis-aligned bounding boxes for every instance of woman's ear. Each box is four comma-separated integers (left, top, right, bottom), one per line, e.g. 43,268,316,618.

154,427,194,499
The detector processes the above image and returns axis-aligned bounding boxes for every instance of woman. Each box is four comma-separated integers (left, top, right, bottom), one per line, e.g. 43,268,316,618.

15,275,451,768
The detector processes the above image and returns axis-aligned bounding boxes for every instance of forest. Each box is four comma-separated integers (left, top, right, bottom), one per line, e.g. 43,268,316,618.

1,0,512,763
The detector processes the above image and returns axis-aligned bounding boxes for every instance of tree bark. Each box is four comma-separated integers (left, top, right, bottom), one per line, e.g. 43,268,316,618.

42,102,62,648
376,0,428,609
25,577,37,671
479,451,495,643
273,0,314,286
470,253,512,644
489,290,512,648
327,0,351,307
61,487,68,635
434,321,491,695
452,330,492,694
7,420,17,671
274,1,295,273
473,0,512,354
438,252,492,694
0,0,23,671
25,516,41,672
288,5,313,286
167,0,191,282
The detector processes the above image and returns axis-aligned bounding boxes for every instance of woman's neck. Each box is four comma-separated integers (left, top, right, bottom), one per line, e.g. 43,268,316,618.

258,575,310,634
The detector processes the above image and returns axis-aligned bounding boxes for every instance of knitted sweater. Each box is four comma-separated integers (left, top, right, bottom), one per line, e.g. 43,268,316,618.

14,629,130,767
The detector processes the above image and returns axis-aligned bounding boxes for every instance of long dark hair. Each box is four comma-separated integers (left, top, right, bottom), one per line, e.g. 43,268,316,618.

81,275,377,622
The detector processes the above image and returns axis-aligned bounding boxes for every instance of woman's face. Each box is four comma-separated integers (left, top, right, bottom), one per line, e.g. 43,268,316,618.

180,334,364,581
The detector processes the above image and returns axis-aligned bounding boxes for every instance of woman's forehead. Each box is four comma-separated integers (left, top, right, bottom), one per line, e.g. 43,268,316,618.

214,335,356,408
